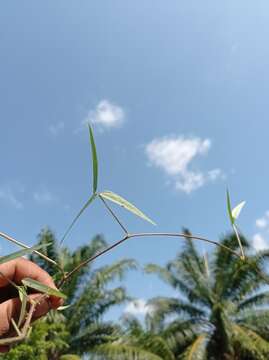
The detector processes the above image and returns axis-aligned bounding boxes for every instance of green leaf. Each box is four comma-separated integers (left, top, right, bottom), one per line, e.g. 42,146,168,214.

99,190,156,225
232,201,246,221
22,278,67,299
17,286,28,327
226,189,234,225
60,194,96,244
0,243,51,265
88,124,98,194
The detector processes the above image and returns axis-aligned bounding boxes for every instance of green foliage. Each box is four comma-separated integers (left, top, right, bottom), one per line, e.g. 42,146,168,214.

60,124,98,244
31,228,135,358
22,278,66,299
226,190,246,225
99,191,156,226
143,232,269,360
0,243,49,265
1,319,69,360
88,124,98,194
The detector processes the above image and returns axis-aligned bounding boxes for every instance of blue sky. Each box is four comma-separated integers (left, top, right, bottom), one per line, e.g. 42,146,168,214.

1,1,269,317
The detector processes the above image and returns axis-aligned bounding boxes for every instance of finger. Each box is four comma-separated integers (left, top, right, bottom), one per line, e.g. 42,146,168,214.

0,297,21,336
0,258,63,308
27,294,50,320
0,293,56,338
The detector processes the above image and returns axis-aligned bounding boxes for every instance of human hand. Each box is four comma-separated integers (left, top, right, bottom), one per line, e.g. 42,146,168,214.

0,257,63,353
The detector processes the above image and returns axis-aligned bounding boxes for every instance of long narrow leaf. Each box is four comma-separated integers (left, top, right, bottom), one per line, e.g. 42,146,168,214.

18,286,28,327
99,190,156,225
0,243,51,265
60,194,96,244
226,189,234,225
88,124,98,194
22,278,67,299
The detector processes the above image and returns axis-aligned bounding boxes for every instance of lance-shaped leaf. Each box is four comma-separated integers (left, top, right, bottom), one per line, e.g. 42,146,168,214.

22,278,67,299
60,194,96,244
227,190,246,225
99,190,156,225
17,286,28,327
0,243,51,265
88,124,98,194
226,189,246,259
232,201,246,222
226,189,234,225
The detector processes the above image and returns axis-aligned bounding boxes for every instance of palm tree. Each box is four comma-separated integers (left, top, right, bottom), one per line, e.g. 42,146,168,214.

92,314,176,360
143,230,269,359
29,228,137,359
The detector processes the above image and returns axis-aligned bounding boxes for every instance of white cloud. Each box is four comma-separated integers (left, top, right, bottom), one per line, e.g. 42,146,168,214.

145,136,223,193
256,217,268,229
33,189,56,205
49,121,65,136
175,171,205,193
252,210,269,250
0,186,23,210
124,299,154,316
253,233,267,251
84,100,125,130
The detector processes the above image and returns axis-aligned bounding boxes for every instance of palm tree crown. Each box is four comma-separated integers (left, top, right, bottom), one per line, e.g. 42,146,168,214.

144,231,269,359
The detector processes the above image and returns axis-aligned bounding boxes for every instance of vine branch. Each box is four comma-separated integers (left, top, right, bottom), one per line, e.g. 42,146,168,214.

60,231,240,287
99,195,128,234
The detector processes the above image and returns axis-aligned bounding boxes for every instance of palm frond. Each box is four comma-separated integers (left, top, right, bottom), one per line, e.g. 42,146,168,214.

238,291,269,311
90,259,137,288
91,343,164,360
148,297,206,320
144,264,179,289
231,323,269,359
179,334,207,360
70,322,118,354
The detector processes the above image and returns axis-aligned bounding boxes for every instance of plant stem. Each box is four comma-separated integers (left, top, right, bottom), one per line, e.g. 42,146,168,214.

232,224,245,260
128,233,240,258
59,235,129,287
99,194,128,234
0,231,59,268
61,231,240,287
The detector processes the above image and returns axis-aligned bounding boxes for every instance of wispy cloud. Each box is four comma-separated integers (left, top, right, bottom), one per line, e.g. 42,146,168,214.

145,135,224,193
83,100,125,130
124,299,154,316
0,185,24,210
253,210,269,250
33,188,57,205
48,121,65,136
